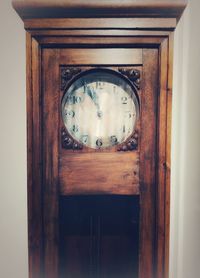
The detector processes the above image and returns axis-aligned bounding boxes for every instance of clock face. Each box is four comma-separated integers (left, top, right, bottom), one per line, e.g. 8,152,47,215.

62,70,139,149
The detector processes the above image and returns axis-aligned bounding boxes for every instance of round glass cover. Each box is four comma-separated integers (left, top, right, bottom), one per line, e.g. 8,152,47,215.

62,69,139,149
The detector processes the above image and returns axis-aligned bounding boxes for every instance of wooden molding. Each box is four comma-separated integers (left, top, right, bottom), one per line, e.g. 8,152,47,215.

24,18,177,31
12,0,187,21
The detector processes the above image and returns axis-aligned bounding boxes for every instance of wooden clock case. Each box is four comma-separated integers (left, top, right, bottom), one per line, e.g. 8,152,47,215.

12,1,187,278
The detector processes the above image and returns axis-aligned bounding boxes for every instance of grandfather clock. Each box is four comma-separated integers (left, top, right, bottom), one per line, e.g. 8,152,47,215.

13,1,187,278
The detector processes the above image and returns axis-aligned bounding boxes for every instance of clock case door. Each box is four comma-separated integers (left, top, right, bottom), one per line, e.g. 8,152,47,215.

59,64,141,196
59,65,141,278
39,47,159,278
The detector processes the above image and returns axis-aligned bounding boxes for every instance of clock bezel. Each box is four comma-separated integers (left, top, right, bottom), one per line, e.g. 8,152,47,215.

61,67,140,151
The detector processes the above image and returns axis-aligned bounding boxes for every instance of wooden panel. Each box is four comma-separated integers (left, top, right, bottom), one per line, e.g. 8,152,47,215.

154,34,173,278
23,18,177,30
155,36,173,278
42,49,60,278
37,36,164,47
29,29,171,37
165,33,173,278
28,36,43,278
12,0,187,21
58,48,142,65
139,49,158,278
59,152,139,195
156,38,168,278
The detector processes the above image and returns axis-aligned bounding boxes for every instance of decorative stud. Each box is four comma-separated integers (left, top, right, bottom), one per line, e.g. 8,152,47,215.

117,130,139,152
61,127,83,150
118,68,140,91
61,67,82,91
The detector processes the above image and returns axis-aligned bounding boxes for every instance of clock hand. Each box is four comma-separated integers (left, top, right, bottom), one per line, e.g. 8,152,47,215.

84,85,102,117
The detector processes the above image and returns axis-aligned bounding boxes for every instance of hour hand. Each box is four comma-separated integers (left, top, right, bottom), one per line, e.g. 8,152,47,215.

84,85,100,112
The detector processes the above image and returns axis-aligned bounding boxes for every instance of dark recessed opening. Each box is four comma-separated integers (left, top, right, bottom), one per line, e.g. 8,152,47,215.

59,195,139,278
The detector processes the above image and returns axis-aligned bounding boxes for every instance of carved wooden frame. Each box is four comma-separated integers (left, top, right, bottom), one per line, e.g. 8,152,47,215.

61,127,83,150
118,67,140,91
61,67,82,91
60,66,141,151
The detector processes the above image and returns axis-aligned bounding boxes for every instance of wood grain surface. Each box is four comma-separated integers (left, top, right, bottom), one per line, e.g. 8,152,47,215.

42,49,60,278
12,0,187,20
23,18,177,30
27,36,44,278
138,49,158,278
59,152,140,195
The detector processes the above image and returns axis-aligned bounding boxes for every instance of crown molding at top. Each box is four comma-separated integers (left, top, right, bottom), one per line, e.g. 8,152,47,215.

12,0,187,21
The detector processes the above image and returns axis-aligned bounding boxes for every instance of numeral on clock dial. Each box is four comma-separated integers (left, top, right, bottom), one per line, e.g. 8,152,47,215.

67,95,82,104
98,82,104,89
127,127,131,134
81,135,88,144
121,96,128,104
124,111,132,118
110,135,118,145
96,138,103,147
65,110,75,117
71,125,78,133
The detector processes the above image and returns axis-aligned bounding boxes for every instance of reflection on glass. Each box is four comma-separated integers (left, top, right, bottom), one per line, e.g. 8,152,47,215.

62,70,139,149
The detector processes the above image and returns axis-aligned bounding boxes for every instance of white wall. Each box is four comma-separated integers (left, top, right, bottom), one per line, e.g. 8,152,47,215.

0,1,28,278
0,1,199,278
170,0,200,277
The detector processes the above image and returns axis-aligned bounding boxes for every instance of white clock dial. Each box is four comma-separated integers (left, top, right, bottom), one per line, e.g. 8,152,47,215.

62,70,139,149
